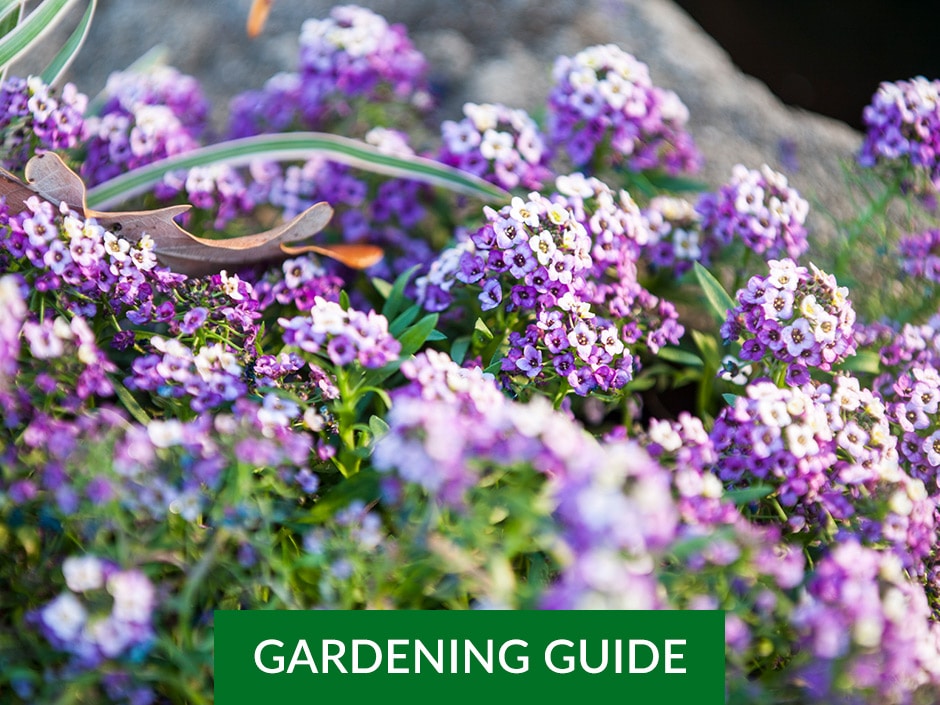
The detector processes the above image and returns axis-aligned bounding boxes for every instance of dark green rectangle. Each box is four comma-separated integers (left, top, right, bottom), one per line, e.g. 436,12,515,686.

215,610,724,703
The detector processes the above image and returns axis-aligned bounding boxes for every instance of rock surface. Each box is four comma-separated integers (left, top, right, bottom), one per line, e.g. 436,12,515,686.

26,0,863,238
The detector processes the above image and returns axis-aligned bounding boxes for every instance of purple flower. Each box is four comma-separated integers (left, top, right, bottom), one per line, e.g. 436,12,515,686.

723,258,856,374
697,164,809,259
859,76,940,191
438,103,551,190
546,45,700,175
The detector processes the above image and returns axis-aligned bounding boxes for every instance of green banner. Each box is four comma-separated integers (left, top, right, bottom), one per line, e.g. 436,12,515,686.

215,610,724,703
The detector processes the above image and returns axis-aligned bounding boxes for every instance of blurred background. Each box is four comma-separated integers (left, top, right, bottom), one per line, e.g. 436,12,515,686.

13,0,940,236
674,0,940,130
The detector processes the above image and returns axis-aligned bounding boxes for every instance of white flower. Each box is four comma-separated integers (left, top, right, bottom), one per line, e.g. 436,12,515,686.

107,571,155,624
528,230,557,265
785,424,819,458
219,270,244,301
42,592,87,642
648,419,682,453
479,129,515,163
463,102,499,132
63,555,105,593
257,393,301,429
147,419,185,448
509,196,540,228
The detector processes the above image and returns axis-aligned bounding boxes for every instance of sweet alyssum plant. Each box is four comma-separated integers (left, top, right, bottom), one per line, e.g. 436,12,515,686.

2,3,940,704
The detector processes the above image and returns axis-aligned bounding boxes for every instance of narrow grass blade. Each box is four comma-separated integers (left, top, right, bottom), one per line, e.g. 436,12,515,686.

0,0,78,71
86,132,510,209
0,1,24,38
41,0,95,85
693,261,737,324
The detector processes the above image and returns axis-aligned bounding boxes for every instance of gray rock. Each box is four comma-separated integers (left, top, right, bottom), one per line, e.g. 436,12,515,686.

23,0,862,239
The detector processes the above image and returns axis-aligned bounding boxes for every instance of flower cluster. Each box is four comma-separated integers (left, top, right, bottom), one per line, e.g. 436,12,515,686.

32,556,155,667
127,337,246,413
792,542,940,702
279,296,400,368
898,228,940,283
437,102,552,191
161,162,256,229
545,44,700,174
81,68,204,186
640,413,737,528
0,271,116,426
419,190,638,395
858,76,940,190
0,196,186,322
228,5,431,138
98,65,209,135
375,350,679,609
711,377,934,570
0,75,87,171
553,174,684,355
252,253,344,312
722,258,856,380
642,195,710,275
696,164,810,259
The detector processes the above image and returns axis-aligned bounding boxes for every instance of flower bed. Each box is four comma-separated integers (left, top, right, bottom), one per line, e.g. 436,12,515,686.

2,3,940,703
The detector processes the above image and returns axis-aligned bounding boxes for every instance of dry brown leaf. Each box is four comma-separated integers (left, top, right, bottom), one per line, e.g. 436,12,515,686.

0,152,384,276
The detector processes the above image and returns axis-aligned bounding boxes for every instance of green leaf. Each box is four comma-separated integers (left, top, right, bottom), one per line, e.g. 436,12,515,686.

388,303,420,337
725,485,774,505
86,132,510,210
309,470,381,522
40,0,95,85
473,317,494,341
450,336,471,366
371,276,393,301
0,0,81,72
693,261,736,324
0,1,24,43
691,329,721,368
368,414,390,441
113,381,150,425
381,264,421,320
721,393,738,405
426,329,447,342
656,346,703,367
835,349,881,375
642,171,709,193
338,290,350,311
396,313,439,357
484,359,503,375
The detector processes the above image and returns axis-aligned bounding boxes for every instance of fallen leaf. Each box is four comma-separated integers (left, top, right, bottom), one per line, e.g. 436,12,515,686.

0,152,384,276
247,0,273,38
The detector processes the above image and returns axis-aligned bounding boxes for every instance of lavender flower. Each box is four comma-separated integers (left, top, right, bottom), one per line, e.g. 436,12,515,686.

898,228,940,283
642,195,711,275
438,102,552,190
228,5,431,138
279,296,400,369
792,542,940,702
0,76,87,171
419,178,682,396
722,258,856,377
33,556,156,668
711,376,934,572
859,76,940,191
374,350,681,609
696,164,810,259
546,44,701,174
